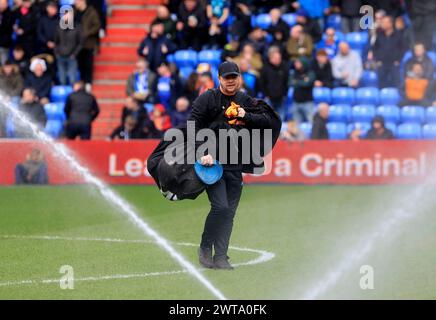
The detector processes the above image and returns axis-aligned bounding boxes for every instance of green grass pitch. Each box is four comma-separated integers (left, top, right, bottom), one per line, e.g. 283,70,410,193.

0,185,435,299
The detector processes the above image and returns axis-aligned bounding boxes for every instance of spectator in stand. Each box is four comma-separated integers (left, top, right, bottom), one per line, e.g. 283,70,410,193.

176,0,207,51
137,21,176,72
292,0,330,30
197,71,215,95
332,41,362,88
164,0,183,14
313,49,334,88
156,61,182,110
14,0,38,59
11,45,29,77
64,80,100,140
126,58,157,104
16,88,47,138
295,8,322,44
232,43,263,76
182,72,199,102
150,103,172,134
0,0,14,66
88,0,107,37
15,148,48,185
316,27,338,59
395,15,412,51
243,27,268,56
238,57,258,96
286,24,313,62
330,0,362,34
24,58,52,105
404,43,434,81
368,0,404,18
369,15,405,88
172,96,191,127
280,120,305,142
110,115,141,140
401,62,434,106
366,115,394,140
0,60,24,98
406,0,436,51
267,8,289,43
36,1,58,54
290,56,316,123
152,5,177,40
229,0,252,42
54,10,82,86
310,102,329,140
120,96,148,127
206,0,229,49
74,0,101,89
259,46,290,120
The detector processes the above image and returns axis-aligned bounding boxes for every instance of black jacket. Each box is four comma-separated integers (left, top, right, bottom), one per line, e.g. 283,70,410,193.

260,61,290,101
0,7,14,48
313,61,334,88
37,14,59,50
372,30,406,64
310,112,329,140
54,25,83,57
64,89,100,125
406,0,436,17
290,57,316,103
366,128,394,140
24,72,52,100
330,0,362,17
17,101,47,137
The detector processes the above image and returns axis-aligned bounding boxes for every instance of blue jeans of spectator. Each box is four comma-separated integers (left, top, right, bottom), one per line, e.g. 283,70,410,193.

15,163,48,184
377,63,400,89
66,123,91,140
57,56,78,85
292,101,314,124
341,17,360,34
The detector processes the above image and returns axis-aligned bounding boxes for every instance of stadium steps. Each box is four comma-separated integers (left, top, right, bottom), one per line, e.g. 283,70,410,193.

92,0,160,139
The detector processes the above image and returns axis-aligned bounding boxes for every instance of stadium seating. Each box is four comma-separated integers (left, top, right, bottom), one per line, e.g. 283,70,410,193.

326,14,341,30
379,87,401,106
360,70,378,88
44,121,64,138
282,13,297,27
400,106,425,124
299,122,312,138
242,72,257,92
179,66,195,80
351,104,376,122
347,122,371,137
376,105,400,123
425,106,436,123
331,87,355,105
397,123,422,139
174,50,197,68
254,14,271,29
385,122,397,136
345,32,369,54
50,85,73,103
355,87,379,105
422,124,436,139
286,87,294,105
400,51,436,75
313,87,331,104
327,122,347,139
197,50,221,67
44,103,65,138
328,104,351,122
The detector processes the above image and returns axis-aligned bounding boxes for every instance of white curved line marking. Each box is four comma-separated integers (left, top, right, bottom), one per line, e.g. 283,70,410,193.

0,235,275,287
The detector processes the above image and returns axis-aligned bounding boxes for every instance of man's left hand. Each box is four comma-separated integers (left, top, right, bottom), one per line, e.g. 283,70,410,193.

237,107,245,118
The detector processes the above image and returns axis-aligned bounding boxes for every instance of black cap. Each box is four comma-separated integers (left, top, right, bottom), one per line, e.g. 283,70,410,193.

218,61,240,78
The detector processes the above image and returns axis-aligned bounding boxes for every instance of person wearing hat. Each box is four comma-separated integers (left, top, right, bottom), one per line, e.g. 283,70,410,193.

366,116,394,140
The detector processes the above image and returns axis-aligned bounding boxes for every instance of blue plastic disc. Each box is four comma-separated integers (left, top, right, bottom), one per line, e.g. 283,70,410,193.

194,160,224,185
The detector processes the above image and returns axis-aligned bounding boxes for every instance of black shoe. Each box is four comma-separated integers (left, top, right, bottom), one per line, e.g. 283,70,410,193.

213,255,234,270
198,247,214,268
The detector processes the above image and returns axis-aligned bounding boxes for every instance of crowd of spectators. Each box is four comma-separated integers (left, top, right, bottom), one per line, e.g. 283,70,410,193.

2,0,436,141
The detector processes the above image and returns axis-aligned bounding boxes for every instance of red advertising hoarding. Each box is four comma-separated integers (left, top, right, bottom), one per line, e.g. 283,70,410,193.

1,139,435,185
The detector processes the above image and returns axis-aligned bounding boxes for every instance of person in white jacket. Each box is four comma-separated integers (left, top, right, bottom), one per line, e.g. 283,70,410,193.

332,41,363,87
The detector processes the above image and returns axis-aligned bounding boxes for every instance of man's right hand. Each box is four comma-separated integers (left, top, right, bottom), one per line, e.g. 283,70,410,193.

200,154,214,166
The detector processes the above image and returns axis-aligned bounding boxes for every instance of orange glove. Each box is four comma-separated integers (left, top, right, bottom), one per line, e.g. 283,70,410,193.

225,102,245,125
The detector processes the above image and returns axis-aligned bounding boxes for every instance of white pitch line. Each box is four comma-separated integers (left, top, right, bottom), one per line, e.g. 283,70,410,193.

0,235,275,288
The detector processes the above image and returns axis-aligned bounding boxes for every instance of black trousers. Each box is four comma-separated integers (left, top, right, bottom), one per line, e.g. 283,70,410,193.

66,123,92,140
201,170,243,258
78,48,95,84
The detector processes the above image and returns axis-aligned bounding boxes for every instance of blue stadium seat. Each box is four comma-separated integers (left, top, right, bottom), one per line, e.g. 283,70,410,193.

254,14,271,29
331,87,355,105
282,13,297,27
174,50,197,68
379,87,400,106
356,87,379,105
347,122,371,137
360,70,378,88
299,122,312,138
345,32,368,53
44,102,66,121
50,85,72,103
351,104,376,122
59,0,74,5
328,104,351,122
166,53,175,64
397,123,422,139
401,106,425,124
385,122,397,136
376,105,400,123
179,66,194,80
44,120,64,138
326,14,341,30
286,87,294,104
313,87,331,104
198,50,221,67
157,77,172,108
401,51,436,76
426,106,436,123
422,124,436,139
327,122,347,139
242,72,257,92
